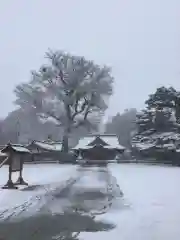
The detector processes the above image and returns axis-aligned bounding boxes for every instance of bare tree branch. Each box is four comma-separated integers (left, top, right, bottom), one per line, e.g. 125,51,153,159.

71,97,88,120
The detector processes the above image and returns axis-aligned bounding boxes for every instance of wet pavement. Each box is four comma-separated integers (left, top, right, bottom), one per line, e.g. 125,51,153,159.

1,163,180,239
0,165,121,239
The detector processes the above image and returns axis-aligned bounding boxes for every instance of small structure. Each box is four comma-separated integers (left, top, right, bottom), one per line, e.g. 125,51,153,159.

1,143,30,189
27,140,62,162
73,134,125,163
0,149,7,164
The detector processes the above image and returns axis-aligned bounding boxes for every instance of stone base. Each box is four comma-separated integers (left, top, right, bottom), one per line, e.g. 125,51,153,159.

14,177,28,186
2,180,18,189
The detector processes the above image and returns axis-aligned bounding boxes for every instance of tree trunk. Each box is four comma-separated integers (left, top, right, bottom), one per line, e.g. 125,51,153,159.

62,127,70,153
62,104,71,153
62,133,69,153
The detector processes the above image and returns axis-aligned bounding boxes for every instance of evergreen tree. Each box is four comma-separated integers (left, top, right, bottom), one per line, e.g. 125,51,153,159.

132,86,180,164
145,86,176,109
136,109,154,133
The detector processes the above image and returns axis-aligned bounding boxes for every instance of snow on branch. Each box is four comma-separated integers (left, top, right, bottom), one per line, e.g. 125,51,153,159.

14,50,113,133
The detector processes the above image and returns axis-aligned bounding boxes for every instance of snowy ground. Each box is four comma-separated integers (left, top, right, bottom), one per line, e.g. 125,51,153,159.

0,163,180,239
82,163,180,240
0,164,78,210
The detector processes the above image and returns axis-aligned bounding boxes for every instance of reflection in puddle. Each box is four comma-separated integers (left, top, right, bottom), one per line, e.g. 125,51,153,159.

0,212,116,240
0,167,128,239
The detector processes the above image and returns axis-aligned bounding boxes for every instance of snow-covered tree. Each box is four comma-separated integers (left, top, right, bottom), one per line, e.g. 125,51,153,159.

145,86,176,109
136,109,154,133
132,86,180,164
135,87,179,133
174,93,180,124
14,50,114,151
105,109,137,147
145,86,180,125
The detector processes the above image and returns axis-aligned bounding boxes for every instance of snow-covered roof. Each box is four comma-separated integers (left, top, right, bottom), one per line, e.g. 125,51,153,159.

1,144,30,154
12,146,30,153
132,143,155,151
133,131,180,142
0,151,7,156
151,132,180,141
30,141,62,151
50,143,62,151
73,134,125,150
132,130,180,152
162,143,176,148
155,143,176,150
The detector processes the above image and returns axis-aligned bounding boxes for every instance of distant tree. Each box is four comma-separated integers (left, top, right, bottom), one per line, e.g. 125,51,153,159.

0,120,7,144
0,108,88,146
105,108,137,147
14,50,113,151
105,113,121,134
0,117,20,144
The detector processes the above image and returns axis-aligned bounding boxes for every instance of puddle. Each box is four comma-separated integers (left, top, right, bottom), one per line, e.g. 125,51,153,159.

0,167,127,239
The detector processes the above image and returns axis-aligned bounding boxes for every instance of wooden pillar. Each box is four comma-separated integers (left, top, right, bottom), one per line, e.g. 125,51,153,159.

14,155,28,186
2,154,18,189
79,150,83,159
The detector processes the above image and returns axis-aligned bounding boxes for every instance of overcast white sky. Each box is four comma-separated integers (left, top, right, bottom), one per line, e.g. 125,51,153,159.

0,0,179,118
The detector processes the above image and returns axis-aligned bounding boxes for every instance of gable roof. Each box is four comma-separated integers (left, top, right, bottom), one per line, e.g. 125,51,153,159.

87,136,109,146
28,140,62,151
1,144,30,154
73,134,125,150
